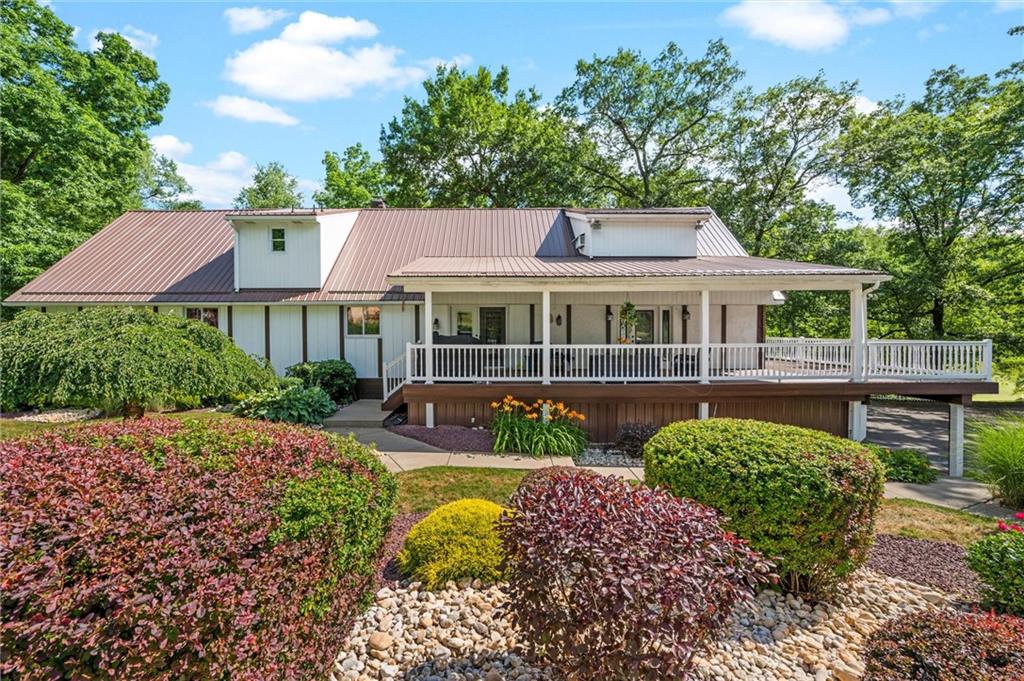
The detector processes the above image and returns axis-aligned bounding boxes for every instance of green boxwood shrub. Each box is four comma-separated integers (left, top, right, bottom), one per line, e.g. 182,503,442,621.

0,308,276,416
967,519,1024,616
233,385,336,425
397,499,506,590
864,443,937,484
644,418,885,597
286,359,357,405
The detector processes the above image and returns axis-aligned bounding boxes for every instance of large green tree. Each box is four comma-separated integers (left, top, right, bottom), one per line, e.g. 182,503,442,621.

556,41,741,207
837,63,1024,348
380,65,593,207
233,161,303,209
313,144,388,208
140,150,199,210
1,0,170,301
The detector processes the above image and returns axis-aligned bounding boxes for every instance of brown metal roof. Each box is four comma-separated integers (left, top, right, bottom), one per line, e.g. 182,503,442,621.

5,207,877,306
390,255,882,278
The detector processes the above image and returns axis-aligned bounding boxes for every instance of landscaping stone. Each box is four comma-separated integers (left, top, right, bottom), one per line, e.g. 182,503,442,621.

332,569,958,681
866,533,982,601
573,445,636,467
389,425,494,452
10,408,101,423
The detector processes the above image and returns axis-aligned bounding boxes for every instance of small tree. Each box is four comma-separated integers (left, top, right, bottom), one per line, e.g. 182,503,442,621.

233,161,303,209
1,307,276,416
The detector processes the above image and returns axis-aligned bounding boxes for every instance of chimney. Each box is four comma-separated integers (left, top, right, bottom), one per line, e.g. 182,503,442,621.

369,197,387,209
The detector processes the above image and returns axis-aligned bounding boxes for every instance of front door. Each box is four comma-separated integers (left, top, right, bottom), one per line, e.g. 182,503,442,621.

480,307,506,345
634,309,655,344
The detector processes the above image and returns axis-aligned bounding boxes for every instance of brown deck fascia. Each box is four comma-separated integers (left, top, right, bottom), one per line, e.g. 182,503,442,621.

399,380,998,406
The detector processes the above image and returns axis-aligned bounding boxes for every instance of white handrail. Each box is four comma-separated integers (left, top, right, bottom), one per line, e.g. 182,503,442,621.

382,351,407,400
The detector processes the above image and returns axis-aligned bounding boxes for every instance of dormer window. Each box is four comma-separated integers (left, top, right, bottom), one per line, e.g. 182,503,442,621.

270,227,286,252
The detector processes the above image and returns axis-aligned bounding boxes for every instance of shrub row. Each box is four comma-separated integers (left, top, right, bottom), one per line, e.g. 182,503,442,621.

0,307,276,415
645,418,885,597
234,383,337,425
864,443,937,483
0,418,397,680
285,359,358,405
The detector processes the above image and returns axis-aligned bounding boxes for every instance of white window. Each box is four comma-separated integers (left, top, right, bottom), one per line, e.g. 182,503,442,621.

186,307,219,328
270,227,286,252
346,306,380,336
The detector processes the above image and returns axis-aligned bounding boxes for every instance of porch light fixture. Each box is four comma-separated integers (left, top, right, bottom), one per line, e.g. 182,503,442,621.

682,306,691,321
606,311,614,322
555,314,563,326
432,318,439,331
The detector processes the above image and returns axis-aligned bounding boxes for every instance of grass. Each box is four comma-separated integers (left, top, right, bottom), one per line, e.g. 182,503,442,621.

396,466,527,514
876,498,993,546
973,373,1024,403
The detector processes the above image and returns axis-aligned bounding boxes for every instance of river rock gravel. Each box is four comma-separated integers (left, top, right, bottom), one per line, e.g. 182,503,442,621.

331,569,957,681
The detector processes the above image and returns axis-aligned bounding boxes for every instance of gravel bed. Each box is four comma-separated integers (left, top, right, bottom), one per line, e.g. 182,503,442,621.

373,513,427,588
389,425,494,453
333,569,955,681
8,408,101,423
572,446,640,467
866,533,981,601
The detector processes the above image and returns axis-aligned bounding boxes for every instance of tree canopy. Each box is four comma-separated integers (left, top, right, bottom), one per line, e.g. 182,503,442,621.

313,144,388,208
233,161,303,209
380,65,594,207
0,0,170,301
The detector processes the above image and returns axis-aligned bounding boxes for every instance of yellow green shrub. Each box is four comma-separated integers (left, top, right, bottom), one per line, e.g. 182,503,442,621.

397,499,506,590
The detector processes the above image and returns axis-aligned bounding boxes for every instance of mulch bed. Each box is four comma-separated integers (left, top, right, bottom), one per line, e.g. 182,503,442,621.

867,533,981,602
374,512,428,587
389,425,494,453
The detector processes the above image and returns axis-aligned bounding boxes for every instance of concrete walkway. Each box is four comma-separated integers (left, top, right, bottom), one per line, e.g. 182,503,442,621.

323,400,388,428
884,477,1016,519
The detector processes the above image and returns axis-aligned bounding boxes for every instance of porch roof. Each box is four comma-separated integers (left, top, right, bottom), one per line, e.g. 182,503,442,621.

389,255,885,279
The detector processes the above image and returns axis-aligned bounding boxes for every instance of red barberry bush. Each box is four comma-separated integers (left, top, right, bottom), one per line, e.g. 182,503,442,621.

863,610,1024,680
0,417,397,680
498,469,775,680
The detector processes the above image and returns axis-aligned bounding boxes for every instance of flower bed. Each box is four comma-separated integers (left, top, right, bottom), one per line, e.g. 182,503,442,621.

1,417,397,680
490,395,587,458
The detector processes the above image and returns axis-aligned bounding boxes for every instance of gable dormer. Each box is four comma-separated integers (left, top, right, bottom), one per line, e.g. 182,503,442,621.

565,209,710,258
226,210,358,290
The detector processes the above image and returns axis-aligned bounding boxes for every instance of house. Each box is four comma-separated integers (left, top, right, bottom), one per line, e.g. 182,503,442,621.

4,207,996,475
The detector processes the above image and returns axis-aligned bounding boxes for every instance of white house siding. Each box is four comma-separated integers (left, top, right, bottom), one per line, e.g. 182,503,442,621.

236,222,323,289
571,305,606,344
382,304,417,365
345,338,378,378
508,305,531,344
232,306,265,360
269,306,303,374
306,305,340,362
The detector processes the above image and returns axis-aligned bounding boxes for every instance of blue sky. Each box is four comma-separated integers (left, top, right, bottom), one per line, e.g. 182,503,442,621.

52,1,1024,210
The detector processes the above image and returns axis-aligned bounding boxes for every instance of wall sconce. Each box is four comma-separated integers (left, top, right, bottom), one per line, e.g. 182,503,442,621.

432,318,439,331
681,306,691,321
555,314,563,326
606,312,614,322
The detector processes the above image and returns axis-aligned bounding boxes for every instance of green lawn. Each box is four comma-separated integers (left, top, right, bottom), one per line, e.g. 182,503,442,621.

397,466,527,514
875,498,993,546
974,373,1024,403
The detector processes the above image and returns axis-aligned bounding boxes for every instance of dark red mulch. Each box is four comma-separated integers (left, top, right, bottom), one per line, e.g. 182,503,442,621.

867,534,981,602
374,512,428,587
389,425,494,453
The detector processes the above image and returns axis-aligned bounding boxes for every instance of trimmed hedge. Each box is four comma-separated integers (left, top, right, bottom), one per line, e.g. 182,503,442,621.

286,359,357,404
863,610,1024,680
397,499,506,590
0,417,397,680
499,470,774,679
0,307,276,415
645,418,885,597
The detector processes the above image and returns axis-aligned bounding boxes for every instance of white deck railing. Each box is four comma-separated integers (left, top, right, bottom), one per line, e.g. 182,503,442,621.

397,338,992,386
382,351,407,400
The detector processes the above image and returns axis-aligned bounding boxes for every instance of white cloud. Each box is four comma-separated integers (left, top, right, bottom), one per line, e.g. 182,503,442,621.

223,11,465,102
278,11,378,44
993,0,1023,12
849,7,892,26
223,7,290,34
148,135,255,207
89,25,158,57
722,1,849,51
205,95,299,126
150,134,193,160
808,180,876,224
853,95,880,115
888,0,938,19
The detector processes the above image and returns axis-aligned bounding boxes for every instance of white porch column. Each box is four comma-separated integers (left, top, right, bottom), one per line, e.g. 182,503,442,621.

848,401,867,441
850,287,866,382
424,289,435,427
700,289,710,384
948,403,964,477
698,403,709,419
541,289,551,385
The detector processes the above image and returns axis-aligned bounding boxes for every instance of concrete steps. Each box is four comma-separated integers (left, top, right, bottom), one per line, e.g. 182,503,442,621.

323,399,388,428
